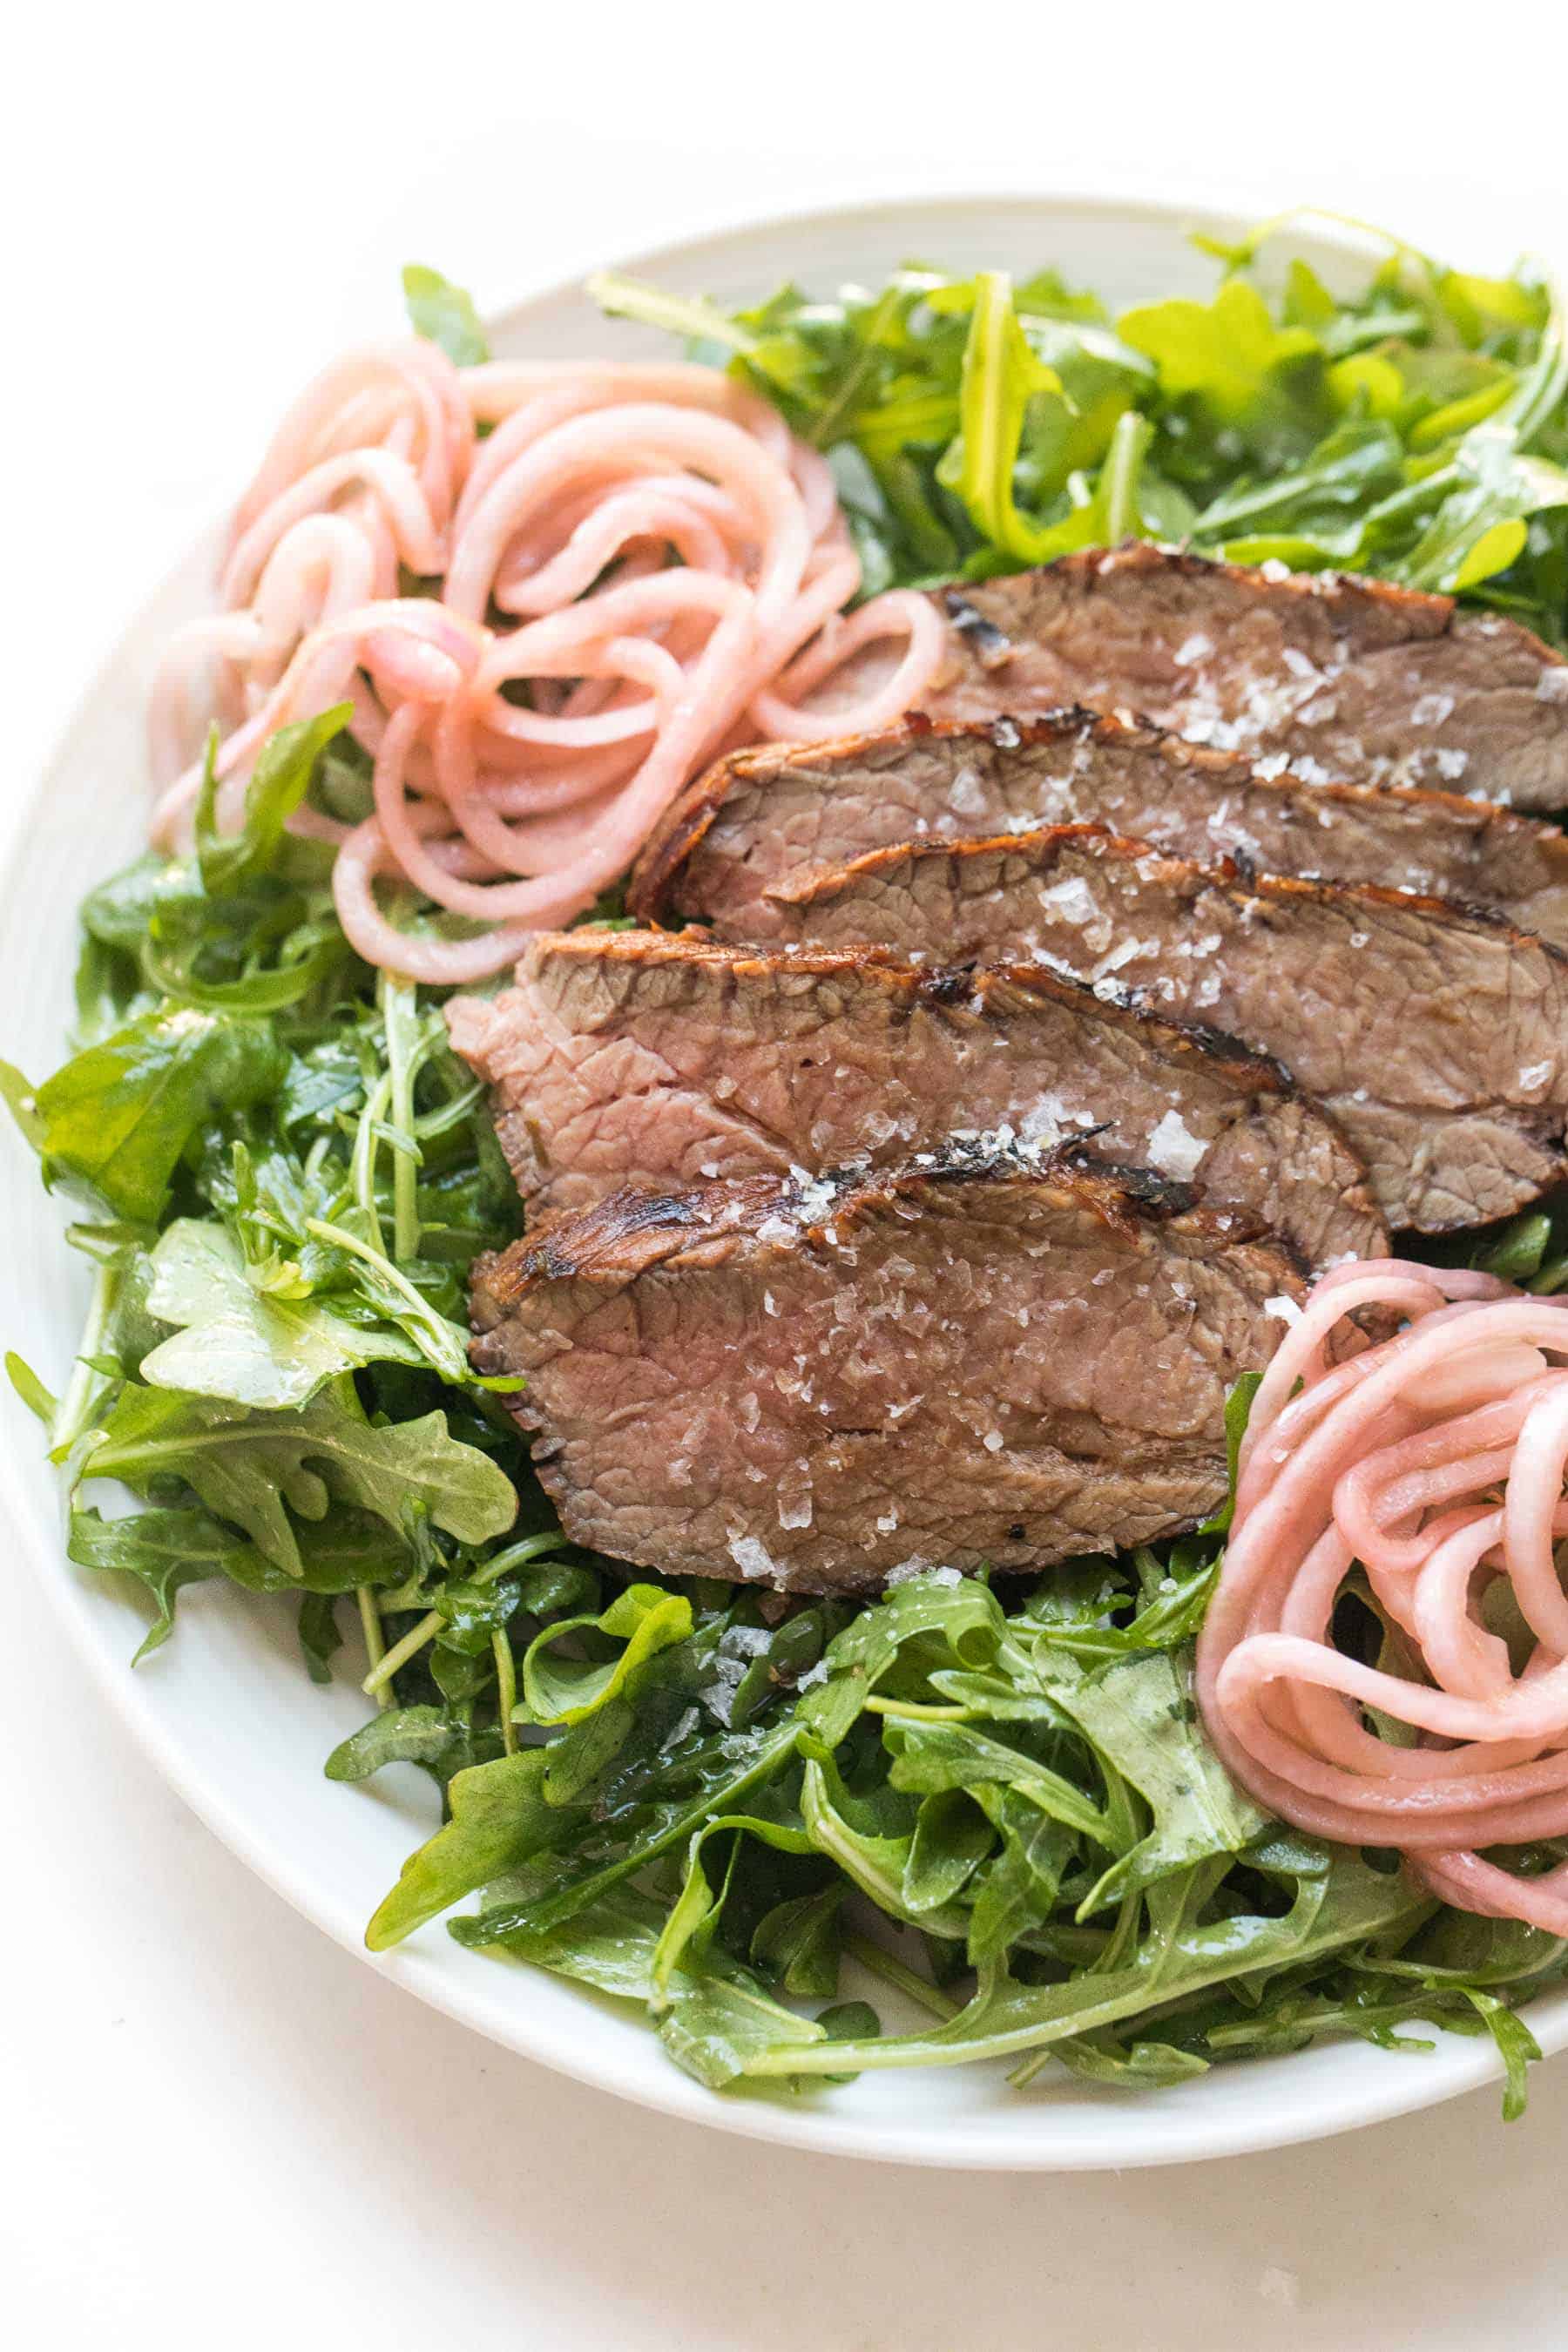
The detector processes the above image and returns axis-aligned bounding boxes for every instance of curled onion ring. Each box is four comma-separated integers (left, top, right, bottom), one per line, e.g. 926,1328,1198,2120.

148,338,943,979
1198,1259,1568,1933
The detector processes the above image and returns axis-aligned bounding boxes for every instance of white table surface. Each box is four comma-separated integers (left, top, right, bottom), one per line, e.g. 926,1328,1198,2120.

10,8,1568,2343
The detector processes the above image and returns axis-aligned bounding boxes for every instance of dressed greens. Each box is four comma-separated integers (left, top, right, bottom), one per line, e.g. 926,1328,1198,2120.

594,210,1568,638
8,222,1568,2115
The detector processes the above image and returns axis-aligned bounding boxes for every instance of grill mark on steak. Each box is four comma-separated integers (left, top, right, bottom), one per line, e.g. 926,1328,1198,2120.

922,544,1568,810
470,1155,1301,1595
447,929,1385,1269
760,825,1568,1235
627,708,1568,948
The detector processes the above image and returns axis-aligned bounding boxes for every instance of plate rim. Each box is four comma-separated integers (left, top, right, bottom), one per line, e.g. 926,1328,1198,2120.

6,184,1546,2171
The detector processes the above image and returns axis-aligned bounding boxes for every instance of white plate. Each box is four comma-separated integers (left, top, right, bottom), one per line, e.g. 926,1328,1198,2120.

2,191,1546,2170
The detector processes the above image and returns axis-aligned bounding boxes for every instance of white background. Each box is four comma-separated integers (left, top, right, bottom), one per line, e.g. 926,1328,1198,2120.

9,6,1568,2345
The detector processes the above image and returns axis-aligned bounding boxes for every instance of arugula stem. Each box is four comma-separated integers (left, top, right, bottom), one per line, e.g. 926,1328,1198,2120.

361,1530,572,1695
863,1694,971,1722
843,1930,962,2022
586,271,756,354
493,1630,518,1754
808,281,902,448
1098,409,1152,542
379,971,422,1264
362,1608,444,1697
959,272,1041,560
302,1217,451,1367
51,1259,122,1456
351,1071,393,1255
357,1585,392,1709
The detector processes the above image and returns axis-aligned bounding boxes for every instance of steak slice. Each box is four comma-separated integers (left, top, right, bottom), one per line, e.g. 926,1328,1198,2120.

470,1153,1301,1594
763,827,1568,1234
922,544,1568,810
448,929,1384,1269
629,710,1568,948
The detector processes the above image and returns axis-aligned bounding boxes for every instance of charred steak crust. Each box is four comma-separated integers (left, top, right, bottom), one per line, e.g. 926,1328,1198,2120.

475,1149,1266,1305
923,543,1568,810
448,928,1385,1269
470,1155,1301,1596
627,705,1568,947
936,544,1466,666
763,822,1568,1235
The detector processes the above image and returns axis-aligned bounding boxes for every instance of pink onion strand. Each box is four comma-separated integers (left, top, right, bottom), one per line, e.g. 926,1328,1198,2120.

146,337,942,980
1197,1258,1568,1935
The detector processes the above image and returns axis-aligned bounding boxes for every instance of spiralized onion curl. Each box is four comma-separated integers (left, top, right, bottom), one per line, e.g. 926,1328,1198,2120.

1197,1260,1568,1934
150,338,942,979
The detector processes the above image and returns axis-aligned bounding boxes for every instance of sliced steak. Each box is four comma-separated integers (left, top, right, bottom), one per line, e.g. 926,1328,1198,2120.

470,1153,1301,1594
923,544,1568,810
449,929,1384,1269
629,710,1568,948
763,827,1568,1234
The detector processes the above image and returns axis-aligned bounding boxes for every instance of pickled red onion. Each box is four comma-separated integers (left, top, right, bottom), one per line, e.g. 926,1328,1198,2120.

1197,1258,1568,1933
147,337,943,979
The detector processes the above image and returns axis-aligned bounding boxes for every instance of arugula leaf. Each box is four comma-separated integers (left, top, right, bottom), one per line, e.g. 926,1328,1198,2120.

141,1219,422,1408
902,1788,994,1916
659,1964,826,2091
298,1591,343,1684
807,1566,1007,1718
450,1725,801,1949
885,1717,1111,1844
79,1373,516,1577
367,1748,577,1949
1463,1992,1542,2120
1206,1370,1262,1537
7,1350,57,1425
649,1812,812,2009
78,855,202,957
964,1796,1076,1967
492,1877,672,2001
810,1997,883,2083
1044,1651,1271,1911
520,1583,695,1725
326,1707,479,1785
431,1575,524,1655
1051,2031,1209,2087
1477,1211,1555,1285
751,1884,843,1999
29,1010,287,1221
742,1844,1423,2078
67,1504,252,1659
797,1748,965,1939
0,1058,44,1151
195,706,352,896
1193,418,1404,556
586,272,757,358
402,265,490,368
71,1498,413,1657
1120,279,1320,428
943,271,1063,560
1405,431,1568,592
1016,1544,1219,1664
